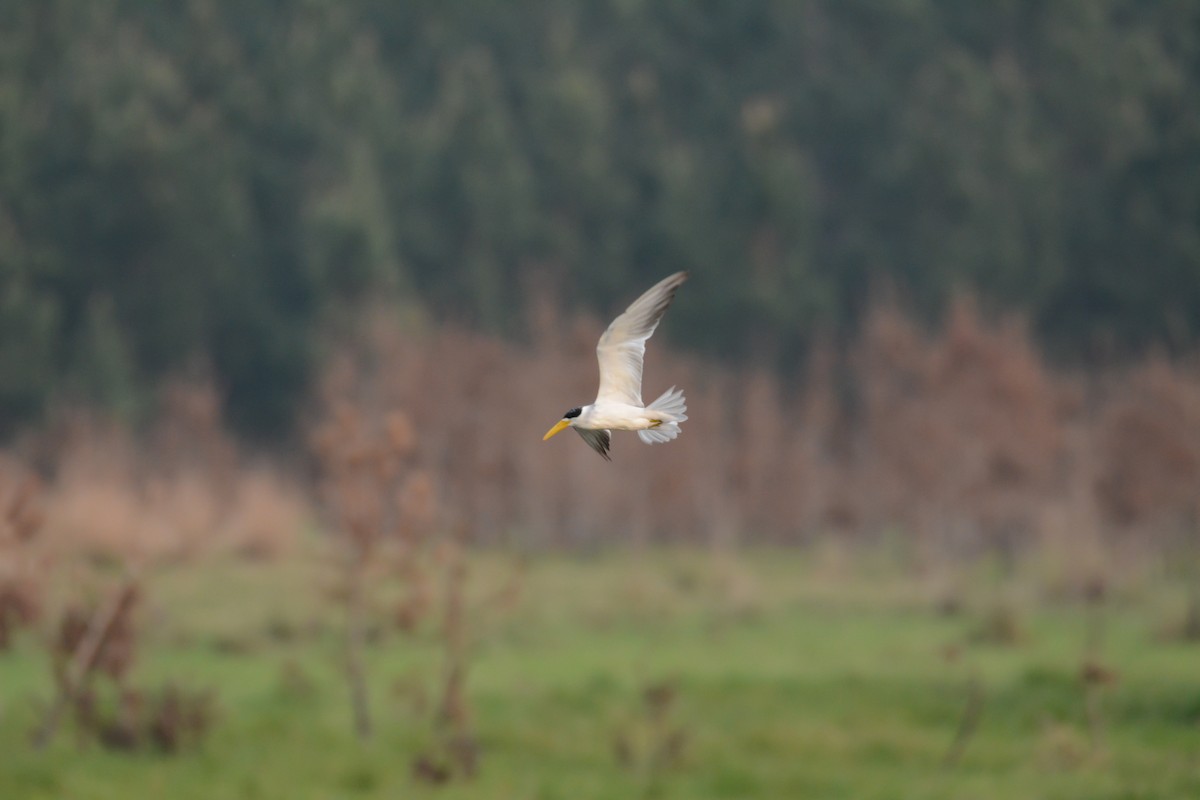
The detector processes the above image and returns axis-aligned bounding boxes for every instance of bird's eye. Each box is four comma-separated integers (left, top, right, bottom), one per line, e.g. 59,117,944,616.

564,407,581,419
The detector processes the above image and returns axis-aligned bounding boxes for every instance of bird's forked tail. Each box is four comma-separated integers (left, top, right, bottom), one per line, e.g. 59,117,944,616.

639,386,687,444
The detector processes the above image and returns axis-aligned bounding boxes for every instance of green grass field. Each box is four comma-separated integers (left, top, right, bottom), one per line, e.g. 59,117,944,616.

2,549,1199,799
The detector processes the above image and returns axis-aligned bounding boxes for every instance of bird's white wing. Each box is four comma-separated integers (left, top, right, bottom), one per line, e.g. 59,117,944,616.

595,271,688,407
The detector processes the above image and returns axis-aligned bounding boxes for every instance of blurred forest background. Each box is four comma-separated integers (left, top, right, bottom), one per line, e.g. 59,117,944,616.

3,0,1199,435
3,3,1200,798
2,0,1198,551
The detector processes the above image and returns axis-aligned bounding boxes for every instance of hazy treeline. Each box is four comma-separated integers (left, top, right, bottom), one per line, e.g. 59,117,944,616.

7,296,1195,563
2,1,1199,434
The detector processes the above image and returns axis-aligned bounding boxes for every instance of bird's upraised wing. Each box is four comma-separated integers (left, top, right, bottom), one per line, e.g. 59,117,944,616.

594,272,688,407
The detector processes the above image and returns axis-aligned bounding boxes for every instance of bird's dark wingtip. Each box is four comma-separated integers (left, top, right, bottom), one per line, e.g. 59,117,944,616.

575,427,613,460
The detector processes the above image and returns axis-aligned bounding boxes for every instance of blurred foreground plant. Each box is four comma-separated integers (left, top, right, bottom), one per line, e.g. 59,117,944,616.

613,678,688,795
311,401,435,741
311,349,521,781
0,461,44,651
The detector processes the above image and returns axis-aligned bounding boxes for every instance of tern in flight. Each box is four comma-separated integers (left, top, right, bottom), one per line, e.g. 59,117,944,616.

543,271,689,460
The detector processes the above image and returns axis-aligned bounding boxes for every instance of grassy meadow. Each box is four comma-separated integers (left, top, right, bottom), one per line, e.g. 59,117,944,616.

2,546,1198,800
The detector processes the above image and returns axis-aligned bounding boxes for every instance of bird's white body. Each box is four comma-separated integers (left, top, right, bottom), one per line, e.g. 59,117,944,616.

575,395,685,433
543,272,690,460
577,403,653,431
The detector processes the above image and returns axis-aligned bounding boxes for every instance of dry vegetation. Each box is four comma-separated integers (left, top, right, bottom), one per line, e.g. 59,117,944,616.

2,295,1196,598
4,296,1193,566
306,297,1200,573
0,457,44,651
2,296,1199,781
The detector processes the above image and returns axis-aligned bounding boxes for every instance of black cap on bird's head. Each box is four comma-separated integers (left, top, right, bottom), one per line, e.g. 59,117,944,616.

544,406,582,440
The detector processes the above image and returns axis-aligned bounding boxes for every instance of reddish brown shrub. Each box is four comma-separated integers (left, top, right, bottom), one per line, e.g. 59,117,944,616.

1094,357,1200,533
0,458,44,650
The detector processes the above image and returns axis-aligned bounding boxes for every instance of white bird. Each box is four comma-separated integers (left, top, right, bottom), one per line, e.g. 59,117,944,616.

543,271,689,460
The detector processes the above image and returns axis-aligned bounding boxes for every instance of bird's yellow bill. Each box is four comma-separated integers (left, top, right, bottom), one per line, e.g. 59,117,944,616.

543,419,571,440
